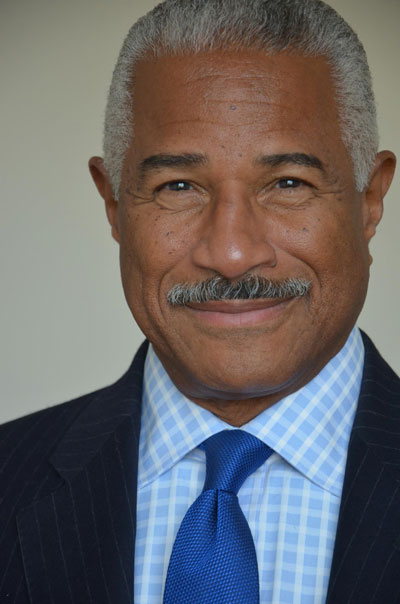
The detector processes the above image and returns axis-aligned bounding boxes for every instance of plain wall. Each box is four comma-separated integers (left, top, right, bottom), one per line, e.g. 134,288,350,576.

1,0,399,423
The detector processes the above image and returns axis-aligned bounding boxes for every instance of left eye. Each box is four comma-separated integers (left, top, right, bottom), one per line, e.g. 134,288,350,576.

163,181,193,191
275,178,303,189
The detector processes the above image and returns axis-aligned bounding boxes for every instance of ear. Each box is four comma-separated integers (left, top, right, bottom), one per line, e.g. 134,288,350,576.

88,156,120,243
362,150,396,262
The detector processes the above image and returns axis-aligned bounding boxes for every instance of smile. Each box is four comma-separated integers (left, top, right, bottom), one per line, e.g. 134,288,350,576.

185,297,295,328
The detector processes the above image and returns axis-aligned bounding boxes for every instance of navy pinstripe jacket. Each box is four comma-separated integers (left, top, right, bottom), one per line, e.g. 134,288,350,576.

0,333,399,604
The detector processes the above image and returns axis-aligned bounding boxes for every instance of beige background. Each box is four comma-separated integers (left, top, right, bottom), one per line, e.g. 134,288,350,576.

0,0,398,423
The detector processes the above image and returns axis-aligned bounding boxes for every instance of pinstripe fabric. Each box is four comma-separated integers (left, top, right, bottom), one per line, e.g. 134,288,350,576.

0,342,146,604
0,334,399,604
135,328,363,604
0,399,84,604
326,335,400,604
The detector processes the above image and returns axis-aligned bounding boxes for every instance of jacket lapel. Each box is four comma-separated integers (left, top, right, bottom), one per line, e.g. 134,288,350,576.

17,342,148,604
326,333,400,604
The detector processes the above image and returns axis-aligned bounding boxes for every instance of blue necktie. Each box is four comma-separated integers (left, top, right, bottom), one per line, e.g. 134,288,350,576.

163,429,273,604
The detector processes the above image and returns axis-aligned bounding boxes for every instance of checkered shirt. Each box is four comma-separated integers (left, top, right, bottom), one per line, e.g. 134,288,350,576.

134,327,364,603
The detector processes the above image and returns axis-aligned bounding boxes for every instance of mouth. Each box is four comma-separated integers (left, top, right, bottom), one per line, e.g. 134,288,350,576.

185,297,296,328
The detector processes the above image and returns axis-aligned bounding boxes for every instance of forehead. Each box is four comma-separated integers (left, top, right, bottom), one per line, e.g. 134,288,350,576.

128,48,349,176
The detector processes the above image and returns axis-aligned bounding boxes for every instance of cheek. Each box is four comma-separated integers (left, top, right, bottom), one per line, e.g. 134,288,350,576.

274,202,369,297
118,208,195,304
300,208,370,314
291,201,367,263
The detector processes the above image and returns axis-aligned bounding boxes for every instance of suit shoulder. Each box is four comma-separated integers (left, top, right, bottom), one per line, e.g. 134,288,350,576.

0,382,120,462
1,386,101,433
361,331,400,389
0,342,148,472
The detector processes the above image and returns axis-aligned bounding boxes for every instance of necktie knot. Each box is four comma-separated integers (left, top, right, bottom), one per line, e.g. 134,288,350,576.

200,430,271,494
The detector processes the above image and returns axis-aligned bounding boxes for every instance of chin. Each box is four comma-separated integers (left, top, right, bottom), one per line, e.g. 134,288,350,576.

188,351,304,400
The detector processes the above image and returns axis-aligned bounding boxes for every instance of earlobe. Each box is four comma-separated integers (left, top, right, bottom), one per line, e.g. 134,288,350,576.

88,156,121,243
363,150,396,245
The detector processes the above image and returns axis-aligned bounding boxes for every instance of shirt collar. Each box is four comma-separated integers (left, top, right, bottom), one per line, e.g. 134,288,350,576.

139,327,364,497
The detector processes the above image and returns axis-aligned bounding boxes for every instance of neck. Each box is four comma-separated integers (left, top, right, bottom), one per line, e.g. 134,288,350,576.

187,392,285,426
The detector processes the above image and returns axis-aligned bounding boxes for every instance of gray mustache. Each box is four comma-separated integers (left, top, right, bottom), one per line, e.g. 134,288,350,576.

167,276,311,306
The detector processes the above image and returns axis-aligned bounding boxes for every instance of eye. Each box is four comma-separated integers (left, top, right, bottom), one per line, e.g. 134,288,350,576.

160,181,194,192
275,178,304,189
258,175,314,208
153,179,205,210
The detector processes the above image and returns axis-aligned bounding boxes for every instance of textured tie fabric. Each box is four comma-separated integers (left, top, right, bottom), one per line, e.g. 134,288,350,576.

163,429,273,604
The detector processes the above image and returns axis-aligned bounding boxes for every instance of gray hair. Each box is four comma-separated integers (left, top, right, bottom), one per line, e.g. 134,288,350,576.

167,275,311,305
103,0,378,199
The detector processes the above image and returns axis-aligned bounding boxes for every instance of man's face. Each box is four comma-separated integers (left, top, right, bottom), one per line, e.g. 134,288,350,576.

103,49,381,404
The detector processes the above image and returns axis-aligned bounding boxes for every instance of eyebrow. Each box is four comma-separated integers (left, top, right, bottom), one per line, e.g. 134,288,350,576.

139,153,208,178
136,151,325,187
256,153,325,172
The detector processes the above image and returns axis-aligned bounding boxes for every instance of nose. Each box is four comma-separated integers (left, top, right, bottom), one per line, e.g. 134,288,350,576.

191,185,277,279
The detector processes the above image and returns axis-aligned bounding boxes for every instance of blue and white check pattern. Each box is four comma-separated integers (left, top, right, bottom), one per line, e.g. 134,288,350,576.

134,327,364,604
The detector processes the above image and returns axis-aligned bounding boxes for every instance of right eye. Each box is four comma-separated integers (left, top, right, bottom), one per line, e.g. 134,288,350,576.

153,180,206,210
160,181,194,192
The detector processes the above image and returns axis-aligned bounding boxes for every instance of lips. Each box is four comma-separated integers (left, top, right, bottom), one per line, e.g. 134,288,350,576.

187,299,286,312
185,297,294,327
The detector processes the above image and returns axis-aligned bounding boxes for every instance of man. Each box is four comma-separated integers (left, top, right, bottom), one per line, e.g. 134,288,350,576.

0,0,397,602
